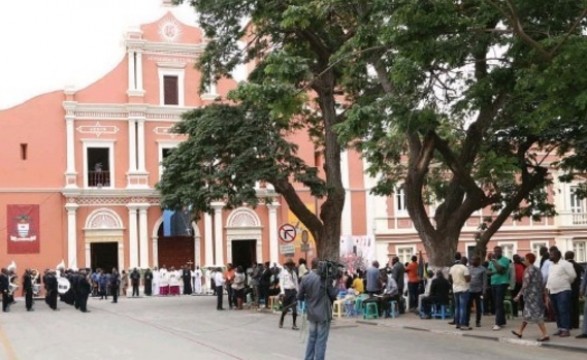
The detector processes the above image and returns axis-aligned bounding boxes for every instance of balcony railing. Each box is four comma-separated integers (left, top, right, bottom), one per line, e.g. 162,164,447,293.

88,171,111,187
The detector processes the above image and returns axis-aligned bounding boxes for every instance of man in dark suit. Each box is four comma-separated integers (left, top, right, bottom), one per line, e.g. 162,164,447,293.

0,268,10,312
78,269,91,312
23,269,34,311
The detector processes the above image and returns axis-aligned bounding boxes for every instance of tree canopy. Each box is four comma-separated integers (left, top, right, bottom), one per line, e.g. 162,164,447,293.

162,0,587,266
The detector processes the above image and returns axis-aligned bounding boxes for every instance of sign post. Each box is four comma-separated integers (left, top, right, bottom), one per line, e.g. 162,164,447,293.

279,223,297,242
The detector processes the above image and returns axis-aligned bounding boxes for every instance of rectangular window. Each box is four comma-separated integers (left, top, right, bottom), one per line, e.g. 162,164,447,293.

573,241,587,263
395,186,407,214
20,143,27,160
396,246,414,264
163,75,179,105
531,242,547,257
498,242,515,259
87,147,111,187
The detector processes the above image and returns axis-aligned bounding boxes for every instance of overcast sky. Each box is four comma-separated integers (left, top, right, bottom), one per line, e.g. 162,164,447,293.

0,0,199,109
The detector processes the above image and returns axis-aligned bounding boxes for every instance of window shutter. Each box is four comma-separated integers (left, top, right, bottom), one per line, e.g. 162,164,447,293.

164,75,179,105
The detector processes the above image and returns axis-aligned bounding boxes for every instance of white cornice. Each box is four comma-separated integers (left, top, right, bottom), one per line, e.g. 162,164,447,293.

62,101,196,121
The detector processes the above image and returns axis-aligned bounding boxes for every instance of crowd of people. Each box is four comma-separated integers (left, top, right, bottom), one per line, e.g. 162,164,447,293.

413,245,586,342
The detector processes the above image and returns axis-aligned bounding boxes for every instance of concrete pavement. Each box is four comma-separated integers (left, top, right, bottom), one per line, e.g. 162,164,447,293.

0,295,585,359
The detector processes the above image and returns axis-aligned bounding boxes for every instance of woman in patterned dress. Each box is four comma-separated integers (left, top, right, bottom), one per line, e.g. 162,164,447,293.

511,253,550,341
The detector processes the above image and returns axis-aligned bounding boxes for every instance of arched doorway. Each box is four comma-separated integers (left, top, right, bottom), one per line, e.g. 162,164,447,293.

84,208,124,272
153,216,200,269
226,208,263,270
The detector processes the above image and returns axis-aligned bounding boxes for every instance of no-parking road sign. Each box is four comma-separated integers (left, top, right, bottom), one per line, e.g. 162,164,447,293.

279,223,297,242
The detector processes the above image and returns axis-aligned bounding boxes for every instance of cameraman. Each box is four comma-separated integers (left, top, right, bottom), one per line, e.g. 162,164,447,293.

297,258,339,360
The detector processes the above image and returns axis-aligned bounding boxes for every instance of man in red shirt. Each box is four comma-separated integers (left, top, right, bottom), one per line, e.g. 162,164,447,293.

224,264,235,309
512,255,525,317
406,256,421,311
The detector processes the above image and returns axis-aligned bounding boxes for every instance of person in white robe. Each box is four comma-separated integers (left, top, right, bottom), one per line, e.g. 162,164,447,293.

194,266,203,295
152,267,160,296
159,267,169,296
169,267,180,295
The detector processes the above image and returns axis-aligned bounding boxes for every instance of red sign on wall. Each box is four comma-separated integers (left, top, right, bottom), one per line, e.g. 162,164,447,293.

7,204,40,254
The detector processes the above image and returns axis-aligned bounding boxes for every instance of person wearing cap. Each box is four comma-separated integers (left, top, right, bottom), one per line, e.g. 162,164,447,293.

279,259,300,330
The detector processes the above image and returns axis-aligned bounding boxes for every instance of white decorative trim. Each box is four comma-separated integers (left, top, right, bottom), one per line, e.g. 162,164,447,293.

226,207,261,228
395,245,416,264
76,121,120,137
530,240,548,256
82,140,116,189
158,141,180,181
84,208,124,229
158,67,185,107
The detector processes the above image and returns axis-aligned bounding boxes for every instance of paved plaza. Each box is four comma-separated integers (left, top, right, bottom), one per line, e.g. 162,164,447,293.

0,295,585,359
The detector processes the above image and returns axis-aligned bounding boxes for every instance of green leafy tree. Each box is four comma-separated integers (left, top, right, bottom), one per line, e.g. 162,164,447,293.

160,0,364,260
334,0,587,266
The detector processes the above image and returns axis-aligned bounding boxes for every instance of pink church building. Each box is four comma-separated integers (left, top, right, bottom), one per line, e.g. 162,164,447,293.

1,4,586,276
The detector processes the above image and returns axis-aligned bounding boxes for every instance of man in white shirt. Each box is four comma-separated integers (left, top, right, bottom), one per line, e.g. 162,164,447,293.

449,257,471,330
214,268,225,310
546,249,577,337
279,259,299,330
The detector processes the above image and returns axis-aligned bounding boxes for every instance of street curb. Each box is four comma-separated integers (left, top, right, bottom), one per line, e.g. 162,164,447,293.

353,319,587,353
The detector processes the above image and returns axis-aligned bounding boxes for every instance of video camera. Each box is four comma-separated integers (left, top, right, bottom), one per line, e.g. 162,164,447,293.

317,260,344,280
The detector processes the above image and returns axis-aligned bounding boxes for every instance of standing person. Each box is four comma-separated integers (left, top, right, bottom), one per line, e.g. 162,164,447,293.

224,264,235,309
297,259,339,360
391,257,405,312
143,268,153,296
512,255,525,317
576,262,587,339
449,257,471,330
121,270,129,297
45,270,58,310
298,259,309,279
168,267,181,295
546,248,576,337
540,246,552,283
406,255,421,311
260,262,272,308
22,269,34,311
232,266,246,309
78,269,91,313
487,246,510,330
152,267,160,296
110,268,120,303
182,265,193,295
511,253,549,341
214,268,225,310
468,256,487,327
279,260,300,330
193,266,202,295
130,268,141,297
565,251,584,329
0,269,11,312
365,261,381,296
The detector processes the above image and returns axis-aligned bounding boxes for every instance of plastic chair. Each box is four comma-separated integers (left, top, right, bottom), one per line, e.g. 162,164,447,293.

354,294,369,314
386,300,398,319
431,304,452,319
344,299,357,317
332,299,344,318
363,302,379,319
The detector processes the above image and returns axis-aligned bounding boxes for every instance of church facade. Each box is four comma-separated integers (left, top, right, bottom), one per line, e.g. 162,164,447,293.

1,6,586,275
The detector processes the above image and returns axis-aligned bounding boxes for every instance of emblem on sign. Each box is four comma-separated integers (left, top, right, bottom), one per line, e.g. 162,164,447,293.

279,224,296,242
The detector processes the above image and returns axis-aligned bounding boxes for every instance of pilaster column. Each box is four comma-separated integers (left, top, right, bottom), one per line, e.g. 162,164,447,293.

118,242,125,272
137,118,146,172
267,201,280,264
211,202,225,264
66,116,75,174
136,50,144,91
152,237,159,268
138,205,149,268
85,243,91,269
128,49,136,91
127,205,139,268
128,118,137,173
204,213,213,265
340,150,352,236
194,234,200,267
65,203,78,268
